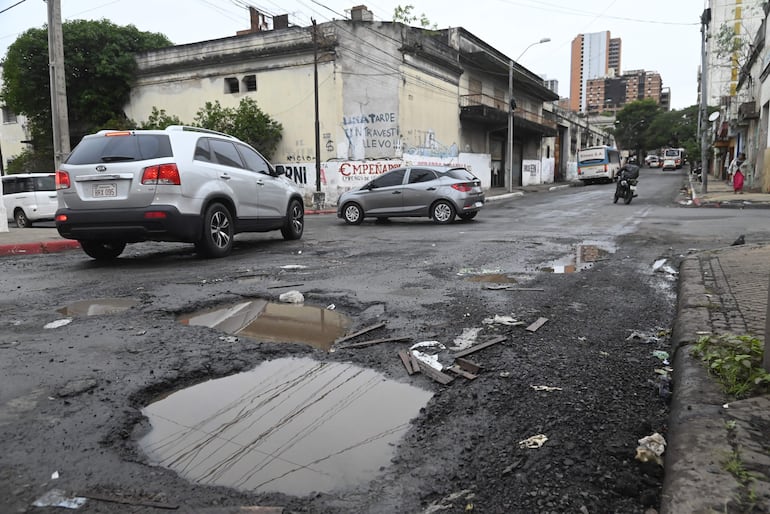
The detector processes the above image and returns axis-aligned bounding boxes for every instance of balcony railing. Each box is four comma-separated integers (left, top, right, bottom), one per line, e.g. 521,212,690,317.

459,94,557,130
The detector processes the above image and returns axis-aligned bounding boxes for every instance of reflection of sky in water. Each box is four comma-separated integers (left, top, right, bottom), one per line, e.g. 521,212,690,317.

140,357,432,495
178,300,350,351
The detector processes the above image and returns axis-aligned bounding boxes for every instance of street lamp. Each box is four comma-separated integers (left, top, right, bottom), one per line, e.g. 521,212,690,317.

508,37,550,193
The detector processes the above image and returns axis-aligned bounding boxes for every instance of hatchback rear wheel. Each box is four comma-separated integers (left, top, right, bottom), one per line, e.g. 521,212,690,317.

432,200,456,224
14,209,30,228
80,241,126,260
195,202,233,258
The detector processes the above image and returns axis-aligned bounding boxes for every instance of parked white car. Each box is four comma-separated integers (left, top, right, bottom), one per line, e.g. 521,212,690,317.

2,173,58,228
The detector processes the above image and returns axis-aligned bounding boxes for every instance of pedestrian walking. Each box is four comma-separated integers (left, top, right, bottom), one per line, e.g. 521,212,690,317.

729,152,747,194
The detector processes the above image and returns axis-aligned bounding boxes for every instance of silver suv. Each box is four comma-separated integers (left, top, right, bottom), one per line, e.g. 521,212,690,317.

55,126,304,260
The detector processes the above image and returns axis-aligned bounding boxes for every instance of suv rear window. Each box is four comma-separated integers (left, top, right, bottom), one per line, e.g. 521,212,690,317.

66,134,173,165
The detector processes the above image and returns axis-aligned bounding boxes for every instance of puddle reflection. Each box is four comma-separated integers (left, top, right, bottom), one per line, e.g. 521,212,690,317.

58,298,138,316
179,300,350,351
139,357,432,495
539,244,613,274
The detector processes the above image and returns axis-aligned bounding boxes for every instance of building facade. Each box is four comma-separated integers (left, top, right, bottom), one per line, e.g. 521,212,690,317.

585,70,664,114
569,31,621,113
124,6,568,204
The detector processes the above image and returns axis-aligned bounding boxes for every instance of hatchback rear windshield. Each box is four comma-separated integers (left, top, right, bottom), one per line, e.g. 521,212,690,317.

445,168,478,181
65,134,173,165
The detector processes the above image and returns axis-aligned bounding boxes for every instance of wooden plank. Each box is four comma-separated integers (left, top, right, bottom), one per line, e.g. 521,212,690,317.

414,360,455,385
485,285,545,291
191,507,285,514
337,336,410,349
451,336,506,358
455,357,481,374
409,352,422,372
447,365,477,380
334,322,387,345
525,317,549,332
397,350,416,374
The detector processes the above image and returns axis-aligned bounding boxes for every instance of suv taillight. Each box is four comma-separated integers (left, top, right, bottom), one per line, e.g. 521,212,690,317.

142,163,181,185
56,170,70,190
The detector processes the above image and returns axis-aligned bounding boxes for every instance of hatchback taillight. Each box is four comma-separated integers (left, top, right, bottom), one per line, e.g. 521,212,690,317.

451,183,472,193
56,170,70,190
142,163,181,185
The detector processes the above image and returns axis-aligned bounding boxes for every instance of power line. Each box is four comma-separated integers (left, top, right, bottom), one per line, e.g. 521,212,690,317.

0,0,27,15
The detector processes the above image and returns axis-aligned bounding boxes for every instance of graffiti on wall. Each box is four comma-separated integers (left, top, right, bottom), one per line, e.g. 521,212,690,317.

402,129,458,158
341,112,399,160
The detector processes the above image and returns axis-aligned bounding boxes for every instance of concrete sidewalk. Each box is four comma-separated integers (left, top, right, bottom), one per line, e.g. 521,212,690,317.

2,181,769,511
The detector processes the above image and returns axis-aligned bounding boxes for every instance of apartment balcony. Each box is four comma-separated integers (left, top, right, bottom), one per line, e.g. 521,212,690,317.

459,94,557,136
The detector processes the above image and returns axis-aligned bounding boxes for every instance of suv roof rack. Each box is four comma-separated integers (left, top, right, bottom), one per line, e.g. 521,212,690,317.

165,125,238,139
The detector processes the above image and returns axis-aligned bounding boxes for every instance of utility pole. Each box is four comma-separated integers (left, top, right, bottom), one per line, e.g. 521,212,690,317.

311,19,324,209
700,8,711,194
47,0,70,170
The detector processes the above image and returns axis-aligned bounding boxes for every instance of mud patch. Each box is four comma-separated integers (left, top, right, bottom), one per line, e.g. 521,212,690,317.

57,298,138,316
466,273,518,284
139,357,432,495
178,299,350,351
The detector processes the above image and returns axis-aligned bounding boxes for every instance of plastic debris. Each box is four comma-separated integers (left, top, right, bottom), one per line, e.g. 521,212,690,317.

280,264,307,270
652,258,667,271
652,350,670,365
52,471,59,480
635,432,666,466
518,434,548,449
32,489,87,509
44,318,72,329
530,385,562,392
482,315,524,326
409,341,447,371
218,336,238,343
327,304,336,310
450,327,482,351
278,290,304,304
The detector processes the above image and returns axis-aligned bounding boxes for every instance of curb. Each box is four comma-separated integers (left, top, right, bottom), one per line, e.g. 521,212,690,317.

0,240,81,257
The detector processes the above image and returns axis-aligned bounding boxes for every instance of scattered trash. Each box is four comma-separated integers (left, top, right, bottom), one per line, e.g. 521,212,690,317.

278,290,304,304
44,318,72,329
500,371,511,378
482,315,524,326
655,374,672,401
723,403,730,409
280,264,308,270
51,471,59,480
518,434,548,449
652,258,678,276
652,259,667,272
599,351,610,357
652,350,670,365
334,322,387,346
457,267,503,276
32,489,87,509
327,303,336,310
450,327,483,351
452,336,506,358
530,385,562,392
635,432,666,466
218,335,238,344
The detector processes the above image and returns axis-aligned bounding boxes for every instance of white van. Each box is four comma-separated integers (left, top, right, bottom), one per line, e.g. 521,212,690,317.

2,173,58,228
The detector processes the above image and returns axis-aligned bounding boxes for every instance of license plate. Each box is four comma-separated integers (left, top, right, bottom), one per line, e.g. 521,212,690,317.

93,183,117,198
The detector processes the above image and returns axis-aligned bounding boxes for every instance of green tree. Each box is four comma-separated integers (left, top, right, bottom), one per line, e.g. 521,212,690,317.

0,20,171,165
393,5,437,29
194,98,283,159
139,107,184,130
613,99,661,157
646,105,701,158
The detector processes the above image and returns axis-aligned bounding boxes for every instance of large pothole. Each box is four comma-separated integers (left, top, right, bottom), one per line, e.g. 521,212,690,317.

139,357,432,495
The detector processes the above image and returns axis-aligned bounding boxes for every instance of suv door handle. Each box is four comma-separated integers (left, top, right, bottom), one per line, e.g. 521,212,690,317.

391,191,401,195
219,173,231,180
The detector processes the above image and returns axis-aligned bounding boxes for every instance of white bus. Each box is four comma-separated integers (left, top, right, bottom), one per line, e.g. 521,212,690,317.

577,146,622,184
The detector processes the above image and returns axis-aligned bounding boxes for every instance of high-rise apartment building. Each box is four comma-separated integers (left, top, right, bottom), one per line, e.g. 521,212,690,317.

569,31,620,112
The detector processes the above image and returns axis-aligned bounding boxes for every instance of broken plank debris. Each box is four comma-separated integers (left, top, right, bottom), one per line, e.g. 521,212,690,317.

452,336,506,358
414,360,455,384
398,350,416,375
455,357,481,374
447,365,477,380
334,322,387,345
337,336,410,349
525,317,549,332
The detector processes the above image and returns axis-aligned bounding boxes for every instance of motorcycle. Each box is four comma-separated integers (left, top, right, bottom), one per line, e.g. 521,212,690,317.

613,165,639,204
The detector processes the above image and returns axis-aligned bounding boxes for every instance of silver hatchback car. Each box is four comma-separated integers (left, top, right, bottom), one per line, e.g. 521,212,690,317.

337,166,484,225
55,126,304,260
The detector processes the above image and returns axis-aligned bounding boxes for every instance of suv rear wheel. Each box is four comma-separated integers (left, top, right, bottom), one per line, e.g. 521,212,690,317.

80,241,126,260
281,199,304,240
195,202,233,258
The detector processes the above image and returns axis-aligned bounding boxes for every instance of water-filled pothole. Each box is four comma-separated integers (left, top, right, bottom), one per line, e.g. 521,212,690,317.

139,357,432,495
466,273,518,283
57,298,138,316
538,244,613,274
178,300,350,351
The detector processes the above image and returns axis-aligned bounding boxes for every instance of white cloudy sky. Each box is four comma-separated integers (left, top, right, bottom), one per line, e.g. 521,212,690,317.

0,0,706,109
